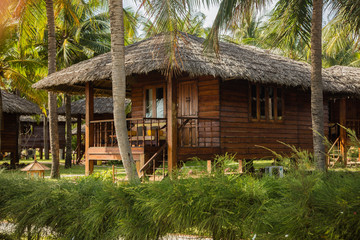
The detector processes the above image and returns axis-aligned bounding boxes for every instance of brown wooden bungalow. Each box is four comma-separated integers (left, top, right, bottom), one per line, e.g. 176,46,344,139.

33,33,360,175
1,90,41,166
20,115,67,159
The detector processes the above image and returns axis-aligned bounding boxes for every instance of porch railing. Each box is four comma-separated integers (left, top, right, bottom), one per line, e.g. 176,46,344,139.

90,118,167,148
178,117,220,147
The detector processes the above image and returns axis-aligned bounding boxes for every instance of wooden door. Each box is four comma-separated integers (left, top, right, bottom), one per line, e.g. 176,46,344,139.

178,81,198,147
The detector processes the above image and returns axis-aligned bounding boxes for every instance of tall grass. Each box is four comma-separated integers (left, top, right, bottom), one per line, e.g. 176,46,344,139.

1,160,360,239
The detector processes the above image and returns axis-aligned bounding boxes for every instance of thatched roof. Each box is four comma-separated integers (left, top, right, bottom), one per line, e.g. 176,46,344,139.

32,32,356,96
20,115,76,123
57,97,130,116
2,91,41,115
326,66,360,92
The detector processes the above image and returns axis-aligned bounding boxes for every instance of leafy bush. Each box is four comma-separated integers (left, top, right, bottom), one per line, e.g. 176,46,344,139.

1,163,360,239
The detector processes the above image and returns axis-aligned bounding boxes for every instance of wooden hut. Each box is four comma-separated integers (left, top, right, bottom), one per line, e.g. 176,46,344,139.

20,115,67,159
33,33,360,175
325,66,360,164
1,91,41,166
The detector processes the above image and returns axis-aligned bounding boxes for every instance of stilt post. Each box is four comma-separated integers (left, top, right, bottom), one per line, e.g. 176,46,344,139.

85,82,94,175
339,98,347,166
77,114,82,163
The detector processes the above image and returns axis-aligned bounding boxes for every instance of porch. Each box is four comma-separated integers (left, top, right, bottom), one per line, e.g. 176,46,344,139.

86,116,220,176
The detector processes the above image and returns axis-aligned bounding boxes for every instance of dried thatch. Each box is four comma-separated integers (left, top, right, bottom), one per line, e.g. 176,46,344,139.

20,115,76,123
32,33,357,95
2,90,41,115
57,97,130,116
326,66,360,93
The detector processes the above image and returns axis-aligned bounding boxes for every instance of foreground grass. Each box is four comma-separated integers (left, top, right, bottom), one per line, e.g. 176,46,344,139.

1,170,360,240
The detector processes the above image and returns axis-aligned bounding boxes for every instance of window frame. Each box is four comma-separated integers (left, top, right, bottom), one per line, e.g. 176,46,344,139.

249,83,284,122
143,85,166,118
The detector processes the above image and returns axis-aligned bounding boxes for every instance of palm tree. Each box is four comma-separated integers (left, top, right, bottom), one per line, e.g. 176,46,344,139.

45,0,60,178
322,17,360,68
143,11,208,38
108,0,140,184
0,5,47,166
223,13,265,47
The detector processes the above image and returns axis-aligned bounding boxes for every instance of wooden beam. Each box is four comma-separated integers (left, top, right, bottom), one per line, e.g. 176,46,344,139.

339,98,347,166
77,114,82,163
167,76,178,174
85,82,94,175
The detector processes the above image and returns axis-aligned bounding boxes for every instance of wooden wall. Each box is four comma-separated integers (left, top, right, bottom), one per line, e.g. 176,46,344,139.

131,73,162,118
21,121,66,149
1,113,18,153
130,72,221,161
129,72,330,161
220,79,329,159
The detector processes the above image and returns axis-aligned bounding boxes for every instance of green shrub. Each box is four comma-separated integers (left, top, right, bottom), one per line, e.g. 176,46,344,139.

2,163,360,239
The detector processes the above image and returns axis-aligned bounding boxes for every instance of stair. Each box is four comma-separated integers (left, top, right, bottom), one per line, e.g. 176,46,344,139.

140,143,167,181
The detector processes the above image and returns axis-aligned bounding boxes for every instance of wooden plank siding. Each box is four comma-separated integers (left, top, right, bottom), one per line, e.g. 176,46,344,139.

20,121,66,149
2,114,18,153
220,79,329,159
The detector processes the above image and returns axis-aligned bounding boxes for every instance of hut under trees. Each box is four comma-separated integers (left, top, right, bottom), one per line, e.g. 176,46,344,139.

1,90,41,167
20,115,68,160
33,33,360,176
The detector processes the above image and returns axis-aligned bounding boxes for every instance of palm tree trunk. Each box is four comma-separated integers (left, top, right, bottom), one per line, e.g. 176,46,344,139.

0,91,3,167
44,115,49,159
65,94,72,168
108,0,140,184
311,0,326,171
45,0,60,178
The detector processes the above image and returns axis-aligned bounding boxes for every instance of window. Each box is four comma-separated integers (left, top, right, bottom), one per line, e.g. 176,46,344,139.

145,86,165,118
250,84,284,121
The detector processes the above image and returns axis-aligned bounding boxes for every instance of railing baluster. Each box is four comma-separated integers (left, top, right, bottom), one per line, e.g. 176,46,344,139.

136,120,139,147
111,121,114,147
105,122,108,147
100,123,102,147
129,119,132,147
150,119,153,146
142,119,145,147
157,119,160,146
95,123,97,147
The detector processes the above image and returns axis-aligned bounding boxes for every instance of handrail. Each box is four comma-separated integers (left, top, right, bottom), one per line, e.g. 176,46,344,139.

178,118,191,130
177,116,220,121
140,143,167,172
90,117,167,124
327,137,340,154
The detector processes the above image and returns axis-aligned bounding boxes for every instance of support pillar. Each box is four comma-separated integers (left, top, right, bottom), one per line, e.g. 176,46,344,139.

339,98,347,166
14,115,19,164
85,82,94,175
167,76,178,174
44,115,49,159
77,114,81,163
